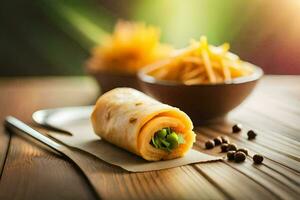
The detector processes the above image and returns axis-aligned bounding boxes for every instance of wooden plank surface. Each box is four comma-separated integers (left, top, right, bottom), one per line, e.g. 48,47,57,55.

0,76,299,200
0,77,99,200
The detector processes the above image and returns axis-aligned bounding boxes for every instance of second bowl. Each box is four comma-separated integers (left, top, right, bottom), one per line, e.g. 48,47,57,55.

138,62,263,125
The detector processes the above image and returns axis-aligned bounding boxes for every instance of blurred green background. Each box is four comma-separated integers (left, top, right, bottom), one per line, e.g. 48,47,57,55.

1,0,300,76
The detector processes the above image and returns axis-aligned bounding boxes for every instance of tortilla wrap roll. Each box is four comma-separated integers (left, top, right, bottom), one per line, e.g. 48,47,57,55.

91,88,195,161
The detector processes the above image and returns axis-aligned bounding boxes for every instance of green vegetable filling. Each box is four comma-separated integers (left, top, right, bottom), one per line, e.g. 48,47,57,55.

150,127,185,152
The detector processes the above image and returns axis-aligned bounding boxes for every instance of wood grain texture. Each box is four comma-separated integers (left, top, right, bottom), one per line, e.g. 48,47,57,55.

0,76,300,200
0,127,10,179
0,133,97,200
0,77,99,200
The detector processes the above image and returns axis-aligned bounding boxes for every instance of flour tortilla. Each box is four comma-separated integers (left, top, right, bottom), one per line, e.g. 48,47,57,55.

91,88,195,161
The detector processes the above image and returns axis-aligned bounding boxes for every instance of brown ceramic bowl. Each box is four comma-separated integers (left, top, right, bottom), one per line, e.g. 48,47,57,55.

89,71,141,94
138,62,263,125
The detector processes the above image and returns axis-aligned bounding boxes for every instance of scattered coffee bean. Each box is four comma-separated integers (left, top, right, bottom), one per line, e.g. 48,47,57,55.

221,143,229,152
247,130,257,140
253,154,264,164
232,124,242,133
213,136,222,146
227,143,237,151
234,151,246,162
221,136,230,144
237,148,248,156
227,151,236,160
205,140,215,149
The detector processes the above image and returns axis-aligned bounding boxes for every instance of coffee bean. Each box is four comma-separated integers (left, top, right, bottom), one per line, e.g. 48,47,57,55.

205,140,215,149
213,136,222,146
253,154,264,164
227,151,236,160
221,143,229,152
234,151,246,162
232,124,242,133
221,136,230,144
227,143,237,151
247,130,257,140
237,148,248,156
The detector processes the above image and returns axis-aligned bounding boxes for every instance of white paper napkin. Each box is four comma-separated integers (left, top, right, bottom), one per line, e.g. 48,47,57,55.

33,107,221,172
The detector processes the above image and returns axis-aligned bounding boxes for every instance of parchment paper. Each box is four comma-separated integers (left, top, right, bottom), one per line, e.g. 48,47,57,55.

33,106,221,172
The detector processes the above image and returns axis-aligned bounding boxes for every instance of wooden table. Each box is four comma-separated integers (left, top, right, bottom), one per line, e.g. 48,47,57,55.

0,76,299,200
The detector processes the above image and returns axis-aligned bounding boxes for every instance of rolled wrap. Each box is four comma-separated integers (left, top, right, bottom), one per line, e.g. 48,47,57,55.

91,88,195,161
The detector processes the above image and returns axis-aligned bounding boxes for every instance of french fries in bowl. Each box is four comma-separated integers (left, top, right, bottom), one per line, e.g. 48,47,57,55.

86,20,172,93
138,37,263,124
